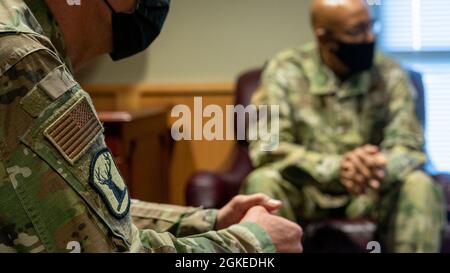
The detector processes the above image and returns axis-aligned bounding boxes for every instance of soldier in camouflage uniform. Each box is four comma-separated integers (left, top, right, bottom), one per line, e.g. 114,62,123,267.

241,0,446,252
0,0,303,253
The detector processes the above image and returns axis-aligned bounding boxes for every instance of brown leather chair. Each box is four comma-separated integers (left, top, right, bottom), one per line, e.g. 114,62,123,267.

186,68,450,252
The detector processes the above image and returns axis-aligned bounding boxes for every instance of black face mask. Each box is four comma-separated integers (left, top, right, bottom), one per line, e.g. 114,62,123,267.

104,0,170,61
332,40,376,74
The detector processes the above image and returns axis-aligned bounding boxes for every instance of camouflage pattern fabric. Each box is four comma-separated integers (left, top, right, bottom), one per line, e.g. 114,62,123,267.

0,0,275,253
241,43,446,253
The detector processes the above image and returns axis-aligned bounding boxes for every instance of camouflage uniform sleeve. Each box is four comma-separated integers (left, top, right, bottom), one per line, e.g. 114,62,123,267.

135,221,275,253
380,64,426,184
249,58,342,185
131,200,218,236
130,201,275,252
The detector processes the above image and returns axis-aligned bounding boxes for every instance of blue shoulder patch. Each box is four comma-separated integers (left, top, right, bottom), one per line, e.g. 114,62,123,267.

89,148,130,219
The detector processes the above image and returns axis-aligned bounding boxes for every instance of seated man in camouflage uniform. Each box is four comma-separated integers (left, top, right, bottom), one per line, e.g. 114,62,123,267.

0,0,303,253
241,0,446,252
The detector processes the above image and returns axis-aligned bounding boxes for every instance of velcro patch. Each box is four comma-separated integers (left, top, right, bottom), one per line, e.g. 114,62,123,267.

44,96,103,164
39,65,77,100
90,148,130,219
20,86,53,118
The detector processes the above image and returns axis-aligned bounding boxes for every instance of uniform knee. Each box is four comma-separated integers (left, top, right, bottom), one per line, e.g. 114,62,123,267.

401,170,442,203
403,170,434,190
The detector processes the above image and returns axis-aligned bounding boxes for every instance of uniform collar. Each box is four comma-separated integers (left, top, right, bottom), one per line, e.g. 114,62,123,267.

304,43,372,99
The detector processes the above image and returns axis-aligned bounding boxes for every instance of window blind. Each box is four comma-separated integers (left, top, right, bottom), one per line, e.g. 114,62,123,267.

379,0,450,173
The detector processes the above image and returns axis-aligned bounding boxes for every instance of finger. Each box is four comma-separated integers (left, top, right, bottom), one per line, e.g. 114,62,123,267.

348,152,372,179
344,172,365,186
270,209,280,215
355,148,376,170
341,167,356,181
373,168,385,180
245,205,269,216
341,178,354,189
342,152,353,162
341,179,360,194
363,145,379,154
341,160,355,172
374,154,387,167
235,194,282,213
368,179,381,190
342,177,364,195
298,243,304,253
341,170,357,181
355,173,366,185
264,199,283,212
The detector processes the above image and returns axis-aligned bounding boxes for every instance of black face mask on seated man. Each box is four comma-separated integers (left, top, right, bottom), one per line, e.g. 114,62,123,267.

332,39,376,74
103,0,170,61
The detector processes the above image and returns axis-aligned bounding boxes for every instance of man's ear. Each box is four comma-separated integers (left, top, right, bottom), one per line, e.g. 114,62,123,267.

315,27,329,43
315,27,326,37
315,27,337,50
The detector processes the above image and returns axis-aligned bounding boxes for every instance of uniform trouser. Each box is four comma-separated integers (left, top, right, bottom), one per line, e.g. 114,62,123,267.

241,167,446,253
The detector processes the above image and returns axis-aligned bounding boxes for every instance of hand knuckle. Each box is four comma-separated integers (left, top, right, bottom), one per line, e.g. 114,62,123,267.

298,226,304,236
294,225,303,236
234,195,245,203
255,193,266,200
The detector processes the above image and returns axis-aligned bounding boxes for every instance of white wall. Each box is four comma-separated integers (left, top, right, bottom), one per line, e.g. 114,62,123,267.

77,0,314,84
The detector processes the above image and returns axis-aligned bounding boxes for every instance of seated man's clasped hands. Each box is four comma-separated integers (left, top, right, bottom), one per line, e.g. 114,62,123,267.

340,145,386,195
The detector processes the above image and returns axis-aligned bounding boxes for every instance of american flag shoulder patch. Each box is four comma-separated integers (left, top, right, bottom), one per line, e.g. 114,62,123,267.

44,96,103,165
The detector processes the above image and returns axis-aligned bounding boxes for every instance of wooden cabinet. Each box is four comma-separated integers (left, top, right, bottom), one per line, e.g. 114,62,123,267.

99,107,171,203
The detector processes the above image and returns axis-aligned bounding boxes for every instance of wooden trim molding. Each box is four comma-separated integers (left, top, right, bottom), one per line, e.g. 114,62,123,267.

83,82,235,96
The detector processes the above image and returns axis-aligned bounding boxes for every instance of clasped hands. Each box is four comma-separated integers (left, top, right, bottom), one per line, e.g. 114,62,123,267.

216,194,303,253
340,145,387,195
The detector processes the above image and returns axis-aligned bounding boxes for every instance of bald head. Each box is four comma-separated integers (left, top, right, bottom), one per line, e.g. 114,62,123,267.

310,0,371,37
